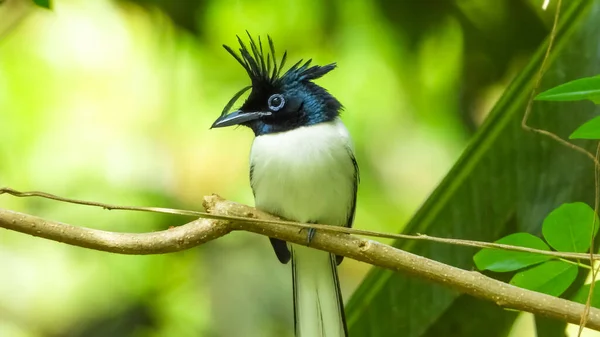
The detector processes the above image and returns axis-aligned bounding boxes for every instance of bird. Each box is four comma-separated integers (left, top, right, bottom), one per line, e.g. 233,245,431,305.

211,33,359,337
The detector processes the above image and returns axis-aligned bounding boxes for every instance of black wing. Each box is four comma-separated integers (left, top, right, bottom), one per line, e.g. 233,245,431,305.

336,151,359,265
346,153,360,229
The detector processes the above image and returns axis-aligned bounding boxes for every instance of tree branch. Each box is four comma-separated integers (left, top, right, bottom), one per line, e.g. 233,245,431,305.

3,186,598,262
0,206,231,254
2,195,600,330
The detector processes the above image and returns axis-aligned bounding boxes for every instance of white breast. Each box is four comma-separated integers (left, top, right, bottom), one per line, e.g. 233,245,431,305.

250,118,356,226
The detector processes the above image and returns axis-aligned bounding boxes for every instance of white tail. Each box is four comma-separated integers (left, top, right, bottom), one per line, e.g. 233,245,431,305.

291,244,348,337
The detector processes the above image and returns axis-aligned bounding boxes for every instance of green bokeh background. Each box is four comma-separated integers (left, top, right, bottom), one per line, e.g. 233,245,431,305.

0,0,555,336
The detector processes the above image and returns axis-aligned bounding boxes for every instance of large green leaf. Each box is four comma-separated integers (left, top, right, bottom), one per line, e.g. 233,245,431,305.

422,294,518,337
473,232,552,272
509,260,578,297
572,281,600,308
535,75,600,104
570,115,600,139
542,202,599,253
347,2,599,336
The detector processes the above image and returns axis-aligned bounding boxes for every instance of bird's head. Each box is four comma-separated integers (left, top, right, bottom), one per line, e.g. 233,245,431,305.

211,34,342,136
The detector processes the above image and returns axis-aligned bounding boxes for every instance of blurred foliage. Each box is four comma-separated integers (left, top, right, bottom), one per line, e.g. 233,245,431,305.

348,2,600,337
472,202,598,299
0,0,587,336
32,0,50,9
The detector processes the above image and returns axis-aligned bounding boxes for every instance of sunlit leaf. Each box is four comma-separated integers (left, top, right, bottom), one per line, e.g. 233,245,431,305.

542,202,599,253
570,115,600,139
535,75,600,104
509,261,578,296
473,233,552,272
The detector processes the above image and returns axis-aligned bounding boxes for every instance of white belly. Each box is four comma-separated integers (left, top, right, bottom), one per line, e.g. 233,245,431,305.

250,118,356,226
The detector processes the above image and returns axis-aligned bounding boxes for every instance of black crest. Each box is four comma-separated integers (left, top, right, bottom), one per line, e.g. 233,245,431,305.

220,33,337,118
223,32,336,87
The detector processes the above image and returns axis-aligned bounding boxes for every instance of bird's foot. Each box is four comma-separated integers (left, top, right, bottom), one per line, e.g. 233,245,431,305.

298,224,317,246
306,228,316,245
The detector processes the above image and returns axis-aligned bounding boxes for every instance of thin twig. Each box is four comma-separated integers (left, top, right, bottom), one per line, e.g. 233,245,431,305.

520,0,600,168
2,186,600,262
559,258,593,271
413,234,599,261
578,143,600,335
518,0,599,333
0,187,212,217
1,195,600,330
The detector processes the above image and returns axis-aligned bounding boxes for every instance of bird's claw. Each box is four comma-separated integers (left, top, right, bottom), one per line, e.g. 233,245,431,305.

298,227,317,245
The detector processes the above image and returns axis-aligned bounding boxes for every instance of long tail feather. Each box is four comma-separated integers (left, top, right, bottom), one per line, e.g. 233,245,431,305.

291,244,347,337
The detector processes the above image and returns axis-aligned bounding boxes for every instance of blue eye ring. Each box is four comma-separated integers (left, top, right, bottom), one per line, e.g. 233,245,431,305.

268,94,285,111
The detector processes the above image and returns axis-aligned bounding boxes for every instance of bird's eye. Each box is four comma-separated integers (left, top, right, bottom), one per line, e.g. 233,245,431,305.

267,94,285,111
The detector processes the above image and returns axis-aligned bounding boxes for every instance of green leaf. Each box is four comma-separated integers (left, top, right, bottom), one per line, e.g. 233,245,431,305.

535,75,600,104
347,2,599,336
473,233,552,272
422,295,518,337
570,115,600,139
509,261,578,296
542,202,599,253
32,0,51,9
571,281,600,308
